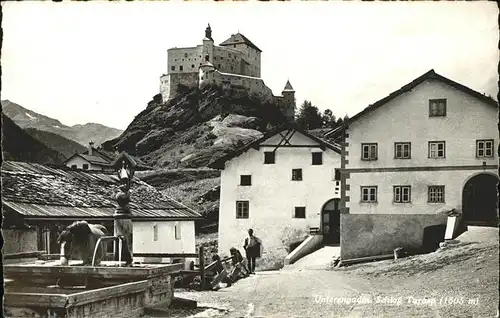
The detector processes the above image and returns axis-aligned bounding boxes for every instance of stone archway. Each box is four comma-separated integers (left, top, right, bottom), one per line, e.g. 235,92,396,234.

321,199,341,245
462,173,499,226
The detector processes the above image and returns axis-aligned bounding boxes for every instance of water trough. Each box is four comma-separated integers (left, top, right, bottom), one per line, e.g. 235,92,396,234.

4,260,183,318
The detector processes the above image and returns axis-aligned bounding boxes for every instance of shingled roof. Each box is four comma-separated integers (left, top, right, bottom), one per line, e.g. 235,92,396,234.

1,161,202,221
324,69,498,139
219,33,262,52
208,123,341,170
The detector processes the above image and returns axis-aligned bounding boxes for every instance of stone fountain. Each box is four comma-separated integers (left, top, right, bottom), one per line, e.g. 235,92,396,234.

3,153,182,318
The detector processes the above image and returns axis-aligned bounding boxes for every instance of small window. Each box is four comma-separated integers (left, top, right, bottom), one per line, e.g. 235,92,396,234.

312,152,323,165
231,66,234,71
180,65,183,71
428,186,445,203
153,224,158,241
294,207,306,219
394,142,411,159
171,66,175,71
476,139,494,158
218,64,221,68
236,201,249,219
184,53,188,58
240,175,252,186
334,169,341,181
428,141,446,159
174,223,181,240
292,169,303,181
361,143,378,160
429,99,447,117
264,152,275,164
82,164,89,170
394,186,411,203
233,44,236,48
229,53,232,58
361,186,377,203
191,64,195,68
71,165,77,170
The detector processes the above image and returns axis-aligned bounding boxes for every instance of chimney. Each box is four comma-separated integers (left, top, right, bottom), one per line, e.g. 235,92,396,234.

88,141,94,156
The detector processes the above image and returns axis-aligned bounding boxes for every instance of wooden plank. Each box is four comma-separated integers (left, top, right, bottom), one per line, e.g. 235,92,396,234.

199,246,205,289
4,293,69,308
66,280,149,307
3,263,184,281
3,251,46,260
133,253,198,258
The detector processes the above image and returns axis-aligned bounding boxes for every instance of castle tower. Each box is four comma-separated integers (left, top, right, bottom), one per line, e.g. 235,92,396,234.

281,80,296,122
199,54,216,89
202,24,214,64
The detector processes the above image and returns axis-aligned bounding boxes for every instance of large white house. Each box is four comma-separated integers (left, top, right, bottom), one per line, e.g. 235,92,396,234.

326,69,499,260
209,124,342,268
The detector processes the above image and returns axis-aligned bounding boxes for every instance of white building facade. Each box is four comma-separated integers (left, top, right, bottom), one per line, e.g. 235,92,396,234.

336,70,499,260
210,125,342,268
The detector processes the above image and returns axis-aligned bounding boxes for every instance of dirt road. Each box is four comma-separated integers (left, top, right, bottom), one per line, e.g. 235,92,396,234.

168,227,499,317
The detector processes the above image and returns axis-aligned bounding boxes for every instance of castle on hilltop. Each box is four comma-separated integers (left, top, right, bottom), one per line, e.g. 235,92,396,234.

159,24,295,121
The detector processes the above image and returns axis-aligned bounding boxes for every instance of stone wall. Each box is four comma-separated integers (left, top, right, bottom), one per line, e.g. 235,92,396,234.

161,72,199,101
2,229,38,254
340,213,448,260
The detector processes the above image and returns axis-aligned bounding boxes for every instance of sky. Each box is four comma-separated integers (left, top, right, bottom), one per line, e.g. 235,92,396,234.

2,1,498,130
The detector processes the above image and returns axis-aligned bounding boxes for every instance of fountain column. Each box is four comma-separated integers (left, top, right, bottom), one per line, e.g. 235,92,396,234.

114,156,135,265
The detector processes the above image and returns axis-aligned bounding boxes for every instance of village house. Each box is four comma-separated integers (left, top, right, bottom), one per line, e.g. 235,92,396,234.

63,141,151,172
325,69,499,260
209,123,342,267
1,160,202,265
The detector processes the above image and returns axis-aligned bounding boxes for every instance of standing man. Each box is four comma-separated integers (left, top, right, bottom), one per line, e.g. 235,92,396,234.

243,229,262,274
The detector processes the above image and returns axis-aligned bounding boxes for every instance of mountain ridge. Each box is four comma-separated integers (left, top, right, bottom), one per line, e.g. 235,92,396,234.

1,100,124,146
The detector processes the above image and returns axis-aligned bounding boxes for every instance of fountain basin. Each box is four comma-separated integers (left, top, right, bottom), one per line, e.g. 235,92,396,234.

3,261,183,318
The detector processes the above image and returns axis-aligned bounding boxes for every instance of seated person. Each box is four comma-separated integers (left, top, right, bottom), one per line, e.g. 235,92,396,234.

229,247,250,279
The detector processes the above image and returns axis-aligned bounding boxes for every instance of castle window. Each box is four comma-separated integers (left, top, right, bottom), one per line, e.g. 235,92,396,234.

180,66,183,71
171,66,175,71
292,169,303,181
192,64,194,68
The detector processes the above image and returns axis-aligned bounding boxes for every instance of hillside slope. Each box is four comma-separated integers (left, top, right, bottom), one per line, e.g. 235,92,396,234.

24,128,87,159
1,100,123,146
1,113,65,164
102,85,288,168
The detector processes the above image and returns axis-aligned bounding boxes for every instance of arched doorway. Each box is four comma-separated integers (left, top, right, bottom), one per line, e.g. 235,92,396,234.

462,173,499,226
321,199,340,245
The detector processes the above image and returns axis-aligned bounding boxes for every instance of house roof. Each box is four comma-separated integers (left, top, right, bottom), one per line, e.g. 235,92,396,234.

208,123,341,169
219,33,262,52
324,69,499,139
1,161,202,221
63,150,152,170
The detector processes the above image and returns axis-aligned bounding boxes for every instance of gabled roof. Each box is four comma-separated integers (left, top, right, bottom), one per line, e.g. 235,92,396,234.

1,161,202,221
283,80,295,92
324,69,498,139
208,123,341,169
219,33,262,52
83,147,116,161
63,153,111,167
63,150,152,170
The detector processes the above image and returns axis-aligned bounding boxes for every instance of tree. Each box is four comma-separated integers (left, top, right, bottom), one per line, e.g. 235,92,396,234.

295,100,323,130
321,109,337,128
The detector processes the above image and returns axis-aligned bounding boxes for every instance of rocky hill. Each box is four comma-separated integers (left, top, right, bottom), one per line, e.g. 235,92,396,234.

1,113,65,164
1,100,123,146
102,85,288,168
24,128,87,160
